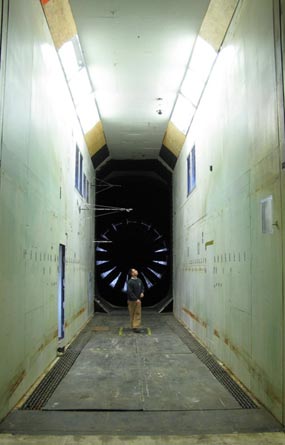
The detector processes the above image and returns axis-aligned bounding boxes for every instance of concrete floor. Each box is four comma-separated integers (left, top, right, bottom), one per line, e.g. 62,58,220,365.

0,312,284,445
0,432,285,445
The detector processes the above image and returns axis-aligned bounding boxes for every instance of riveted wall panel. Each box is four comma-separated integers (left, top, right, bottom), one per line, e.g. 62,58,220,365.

173,0,284,422
0,0,95,420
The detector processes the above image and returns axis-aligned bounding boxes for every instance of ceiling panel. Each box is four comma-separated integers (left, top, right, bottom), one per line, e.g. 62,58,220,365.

70,0,210,159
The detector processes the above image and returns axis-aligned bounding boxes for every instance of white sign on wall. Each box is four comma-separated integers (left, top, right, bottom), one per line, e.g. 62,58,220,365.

260,195,273,234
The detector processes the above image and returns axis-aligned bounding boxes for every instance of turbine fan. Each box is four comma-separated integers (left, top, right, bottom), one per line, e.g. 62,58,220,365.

95,220,169,302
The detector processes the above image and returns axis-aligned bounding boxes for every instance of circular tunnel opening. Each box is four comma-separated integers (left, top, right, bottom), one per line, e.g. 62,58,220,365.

95,160,172,307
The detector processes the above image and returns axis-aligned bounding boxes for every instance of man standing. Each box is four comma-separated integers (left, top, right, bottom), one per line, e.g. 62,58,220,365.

127,268,144,333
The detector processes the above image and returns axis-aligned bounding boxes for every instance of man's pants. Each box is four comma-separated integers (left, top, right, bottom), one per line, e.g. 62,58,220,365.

128,300,141,329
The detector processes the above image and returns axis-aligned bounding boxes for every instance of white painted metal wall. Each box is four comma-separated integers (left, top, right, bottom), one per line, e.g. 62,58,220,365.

0,0,95,419
173,0,284,422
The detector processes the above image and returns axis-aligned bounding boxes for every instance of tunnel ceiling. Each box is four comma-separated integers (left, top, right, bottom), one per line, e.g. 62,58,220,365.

42,0,238,168
96,159,172,186
69,0,210,161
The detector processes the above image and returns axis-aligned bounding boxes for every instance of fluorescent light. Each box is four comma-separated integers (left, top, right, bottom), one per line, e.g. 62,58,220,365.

170,37,216,133
181,69,204,106
58,40,81,81
76,95,100,133
171,94,195,134
181,37,217,106
69,67,92,105
58,36,101,135
189,36,217,84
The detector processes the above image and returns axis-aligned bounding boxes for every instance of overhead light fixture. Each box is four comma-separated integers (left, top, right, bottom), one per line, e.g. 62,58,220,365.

189,37,217,84
181,69,204,107
171,94,195,134
58,36,84,81
170,36,217,134
58,35,101,135
76,95,100,133
181,37,217,106
69,67,92,105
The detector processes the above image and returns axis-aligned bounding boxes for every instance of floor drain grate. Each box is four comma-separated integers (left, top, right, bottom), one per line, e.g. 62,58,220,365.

21,332,91,410
167,318,258,409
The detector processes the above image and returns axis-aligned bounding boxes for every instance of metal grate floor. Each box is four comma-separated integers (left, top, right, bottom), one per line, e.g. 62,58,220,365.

21,331,91,410
165,316,258,409
21,316,258,411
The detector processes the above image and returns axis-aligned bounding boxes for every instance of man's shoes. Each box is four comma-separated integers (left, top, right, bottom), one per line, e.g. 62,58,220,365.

133,328,143,333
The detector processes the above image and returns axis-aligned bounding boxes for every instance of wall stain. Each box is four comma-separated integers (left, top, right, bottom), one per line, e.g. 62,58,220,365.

65,306,87,328
214,329,220,338
182,312,281,410
183,307,207,328
37,329,58,353
71,306,86,321
212,329,281,408
205,240,214,249
8,370,26,396
224,336,240,355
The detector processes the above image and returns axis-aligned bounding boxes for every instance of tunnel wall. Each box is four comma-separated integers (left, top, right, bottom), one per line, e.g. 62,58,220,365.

173,0,284,422
0,0,95,419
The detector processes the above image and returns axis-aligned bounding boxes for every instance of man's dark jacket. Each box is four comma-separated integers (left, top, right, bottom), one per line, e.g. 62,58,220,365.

127,277,145,301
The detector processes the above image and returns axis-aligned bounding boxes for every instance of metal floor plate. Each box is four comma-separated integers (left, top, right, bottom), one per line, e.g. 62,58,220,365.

2,313,282,436
21,312,256,412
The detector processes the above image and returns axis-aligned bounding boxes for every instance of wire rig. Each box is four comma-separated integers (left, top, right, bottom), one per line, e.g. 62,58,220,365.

79,204,133,217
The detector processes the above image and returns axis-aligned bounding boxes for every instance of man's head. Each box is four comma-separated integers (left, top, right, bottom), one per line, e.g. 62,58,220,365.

130,268,138,278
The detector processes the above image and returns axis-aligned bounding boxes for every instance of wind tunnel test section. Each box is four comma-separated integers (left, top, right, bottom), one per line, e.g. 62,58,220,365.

95,161,171,308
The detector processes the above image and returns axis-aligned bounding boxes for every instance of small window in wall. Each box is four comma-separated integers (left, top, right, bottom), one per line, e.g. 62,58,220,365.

187,145,196,196
75,145,80,190
83,174,87,200
86,179,90,203
75,145,83,195
79,153,83,195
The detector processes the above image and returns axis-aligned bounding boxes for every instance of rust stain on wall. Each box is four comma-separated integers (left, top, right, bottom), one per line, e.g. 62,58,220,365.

37,329,58,353
182,311,281,410
183,307,207,328
247,362,282,407
213,328,220,338
65,306,87,328
8,370,26,395
71,306,86,321
224,336,243,357
215,332,281,408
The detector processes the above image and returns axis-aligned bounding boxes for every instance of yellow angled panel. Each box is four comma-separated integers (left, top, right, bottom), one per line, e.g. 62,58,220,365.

42,0,77,49
163,121,186,157
199,0,239,51
85,121,106,157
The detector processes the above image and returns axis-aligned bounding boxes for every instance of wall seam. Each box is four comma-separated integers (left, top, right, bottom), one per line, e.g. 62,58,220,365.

273,0,285,424
0,0,9,191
